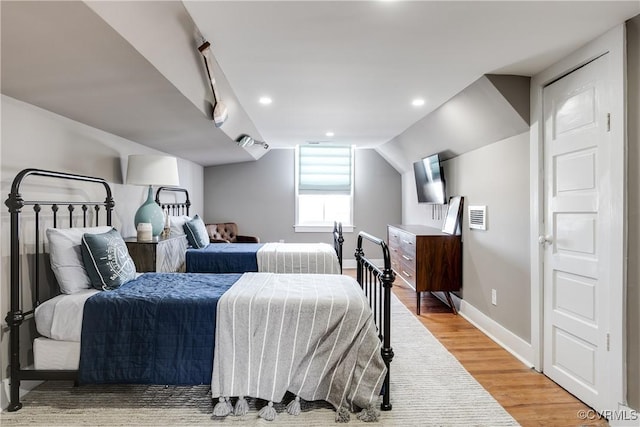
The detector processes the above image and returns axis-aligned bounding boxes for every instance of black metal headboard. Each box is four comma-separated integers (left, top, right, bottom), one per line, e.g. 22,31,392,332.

155,186,190,216
4,168,114,412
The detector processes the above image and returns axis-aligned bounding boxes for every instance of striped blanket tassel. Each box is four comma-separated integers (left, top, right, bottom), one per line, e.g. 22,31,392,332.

335,406,350,423
212,396,231,417
286,395,301,416
258,401,277,421
356,405,380,422
234,395,249,416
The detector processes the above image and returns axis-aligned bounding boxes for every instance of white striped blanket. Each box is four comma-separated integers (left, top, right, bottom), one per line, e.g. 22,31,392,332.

211,273,386,421
256,242,340,274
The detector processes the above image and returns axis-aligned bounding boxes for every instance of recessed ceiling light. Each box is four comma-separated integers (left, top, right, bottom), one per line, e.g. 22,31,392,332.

259,96,272,105
412,98,425,107
325,131,335,137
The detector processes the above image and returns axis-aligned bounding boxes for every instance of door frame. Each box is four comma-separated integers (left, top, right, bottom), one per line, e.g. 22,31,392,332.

529,24,627,411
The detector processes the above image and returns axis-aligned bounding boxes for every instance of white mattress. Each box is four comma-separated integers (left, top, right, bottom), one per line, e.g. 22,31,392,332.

34,289,99,342
33,337,80,370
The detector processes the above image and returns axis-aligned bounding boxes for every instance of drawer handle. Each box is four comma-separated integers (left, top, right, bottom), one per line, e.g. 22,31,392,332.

402,270,412,278
402,239,413,245
401,255,413,261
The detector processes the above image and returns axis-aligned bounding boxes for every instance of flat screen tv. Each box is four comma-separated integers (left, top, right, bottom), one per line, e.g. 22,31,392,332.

413,153,446,204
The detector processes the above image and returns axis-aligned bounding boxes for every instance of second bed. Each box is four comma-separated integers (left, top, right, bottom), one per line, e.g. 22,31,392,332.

155,186,344,274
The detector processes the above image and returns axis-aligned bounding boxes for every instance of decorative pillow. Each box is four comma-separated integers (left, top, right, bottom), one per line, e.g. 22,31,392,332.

46,226,114,294
81,228,136,291
169,215,191,236
183,214,209,249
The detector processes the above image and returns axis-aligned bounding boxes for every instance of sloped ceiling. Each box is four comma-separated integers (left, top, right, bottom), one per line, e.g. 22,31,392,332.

379,75,531,173
2,1,639,168
1,1,266,166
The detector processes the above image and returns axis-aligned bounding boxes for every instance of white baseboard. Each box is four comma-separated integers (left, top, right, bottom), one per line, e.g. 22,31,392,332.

1,376,43,412
608,403,640,426
342,258,383,269
457,298,534,368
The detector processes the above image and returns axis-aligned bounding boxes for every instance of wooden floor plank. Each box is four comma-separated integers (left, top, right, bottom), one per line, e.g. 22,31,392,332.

344,269,609,427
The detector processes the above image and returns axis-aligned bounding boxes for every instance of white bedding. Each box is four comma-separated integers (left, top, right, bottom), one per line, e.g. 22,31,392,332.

34,338,80,370
34,289,99,342
256,242,340,274
35,273,144,342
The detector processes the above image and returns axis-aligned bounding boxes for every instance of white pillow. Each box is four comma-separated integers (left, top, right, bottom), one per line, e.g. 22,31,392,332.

46,226,113,294
169,215,191,236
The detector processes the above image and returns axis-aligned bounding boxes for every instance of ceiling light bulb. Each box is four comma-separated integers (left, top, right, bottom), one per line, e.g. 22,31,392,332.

412,98,425,107
259,97,272,105
326,131,335,137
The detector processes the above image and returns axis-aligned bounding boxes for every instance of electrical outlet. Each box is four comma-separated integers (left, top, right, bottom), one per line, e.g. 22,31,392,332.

491,289,497,306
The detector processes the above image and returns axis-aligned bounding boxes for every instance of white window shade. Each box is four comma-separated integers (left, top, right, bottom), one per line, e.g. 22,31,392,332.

298,145,352,194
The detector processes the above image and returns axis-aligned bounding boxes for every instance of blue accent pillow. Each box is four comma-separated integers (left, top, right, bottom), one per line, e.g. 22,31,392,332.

81,228,136,290
183,214,209,249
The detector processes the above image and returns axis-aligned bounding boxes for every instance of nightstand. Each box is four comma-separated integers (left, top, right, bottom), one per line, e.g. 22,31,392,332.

124,235,188,273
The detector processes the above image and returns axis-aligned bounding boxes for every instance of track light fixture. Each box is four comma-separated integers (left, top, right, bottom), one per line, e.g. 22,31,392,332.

236,134,269,149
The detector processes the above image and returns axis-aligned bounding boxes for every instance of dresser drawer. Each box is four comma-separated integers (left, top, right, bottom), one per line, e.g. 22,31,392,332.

398,250,416,268
388,228,403,250
398,232,416,256
397,263,416,288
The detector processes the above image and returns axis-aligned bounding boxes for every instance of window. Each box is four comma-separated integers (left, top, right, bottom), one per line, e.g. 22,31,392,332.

295,145,354,232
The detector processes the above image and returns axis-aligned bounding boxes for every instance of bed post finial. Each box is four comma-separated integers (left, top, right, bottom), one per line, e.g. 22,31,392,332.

5,191,24,213
105,194,115,226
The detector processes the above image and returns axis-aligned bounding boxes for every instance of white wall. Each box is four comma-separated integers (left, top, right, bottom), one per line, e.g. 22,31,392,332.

0,95,204,409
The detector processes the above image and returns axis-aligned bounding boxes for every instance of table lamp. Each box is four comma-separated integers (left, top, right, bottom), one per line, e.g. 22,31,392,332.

126,154,180,237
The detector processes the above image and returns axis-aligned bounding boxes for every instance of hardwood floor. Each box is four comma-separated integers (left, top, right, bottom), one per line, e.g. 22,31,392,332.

344,269,609,427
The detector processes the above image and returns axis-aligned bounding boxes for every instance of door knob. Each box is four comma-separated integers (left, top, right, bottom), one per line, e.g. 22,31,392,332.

538,235,553,245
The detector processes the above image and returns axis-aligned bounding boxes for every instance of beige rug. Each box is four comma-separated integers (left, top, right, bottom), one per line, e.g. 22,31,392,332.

1,295,519,426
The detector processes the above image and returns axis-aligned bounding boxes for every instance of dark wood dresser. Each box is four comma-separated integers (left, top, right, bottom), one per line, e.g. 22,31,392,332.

387,224,462,314
124,235,187,273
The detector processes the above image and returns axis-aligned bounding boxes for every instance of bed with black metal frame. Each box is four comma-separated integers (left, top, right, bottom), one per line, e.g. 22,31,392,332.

5,168,394,414
155,186,345,274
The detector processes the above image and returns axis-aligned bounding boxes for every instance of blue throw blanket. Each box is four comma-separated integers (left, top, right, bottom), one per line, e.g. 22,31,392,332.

79,272,241,385
186,243,264,273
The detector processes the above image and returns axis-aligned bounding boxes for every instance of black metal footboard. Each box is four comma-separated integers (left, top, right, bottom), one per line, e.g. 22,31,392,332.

355,231,395,411
4,168,114,412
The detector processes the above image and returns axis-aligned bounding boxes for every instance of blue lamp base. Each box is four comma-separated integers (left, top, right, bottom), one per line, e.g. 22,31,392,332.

134,186,165,237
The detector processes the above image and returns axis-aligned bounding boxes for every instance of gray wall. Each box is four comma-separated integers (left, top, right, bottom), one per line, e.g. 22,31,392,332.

402,133,531,341
626,14,640,412
203,148,402,262
0,95,204,408
445,134,530,340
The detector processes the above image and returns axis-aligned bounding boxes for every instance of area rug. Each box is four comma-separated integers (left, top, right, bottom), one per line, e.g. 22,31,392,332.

1,294,519,426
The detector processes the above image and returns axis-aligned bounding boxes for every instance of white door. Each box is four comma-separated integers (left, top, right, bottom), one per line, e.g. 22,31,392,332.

542,54,611,412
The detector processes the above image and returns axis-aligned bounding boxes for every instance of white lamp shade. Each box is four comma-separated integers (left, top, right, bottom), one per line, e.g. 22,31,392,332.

126,154,180,186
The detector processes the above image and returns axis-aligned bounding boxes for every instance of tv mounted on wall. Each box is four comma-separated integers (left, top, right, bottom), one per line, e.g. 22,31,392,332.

413,153,446,204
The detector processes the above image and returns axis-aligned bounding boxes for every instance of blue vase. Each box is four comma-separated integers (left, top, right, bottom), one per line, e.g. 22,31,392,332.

134,186,164,237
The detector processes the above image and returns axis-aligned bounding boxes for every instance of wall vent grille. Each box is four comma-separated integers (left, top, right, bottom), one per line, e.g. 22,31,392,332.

469,206,487,230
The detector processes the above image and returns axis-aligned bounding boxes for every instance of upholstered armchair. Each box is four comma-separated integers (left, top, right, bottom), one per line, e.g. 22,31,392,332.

205,222,260,243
